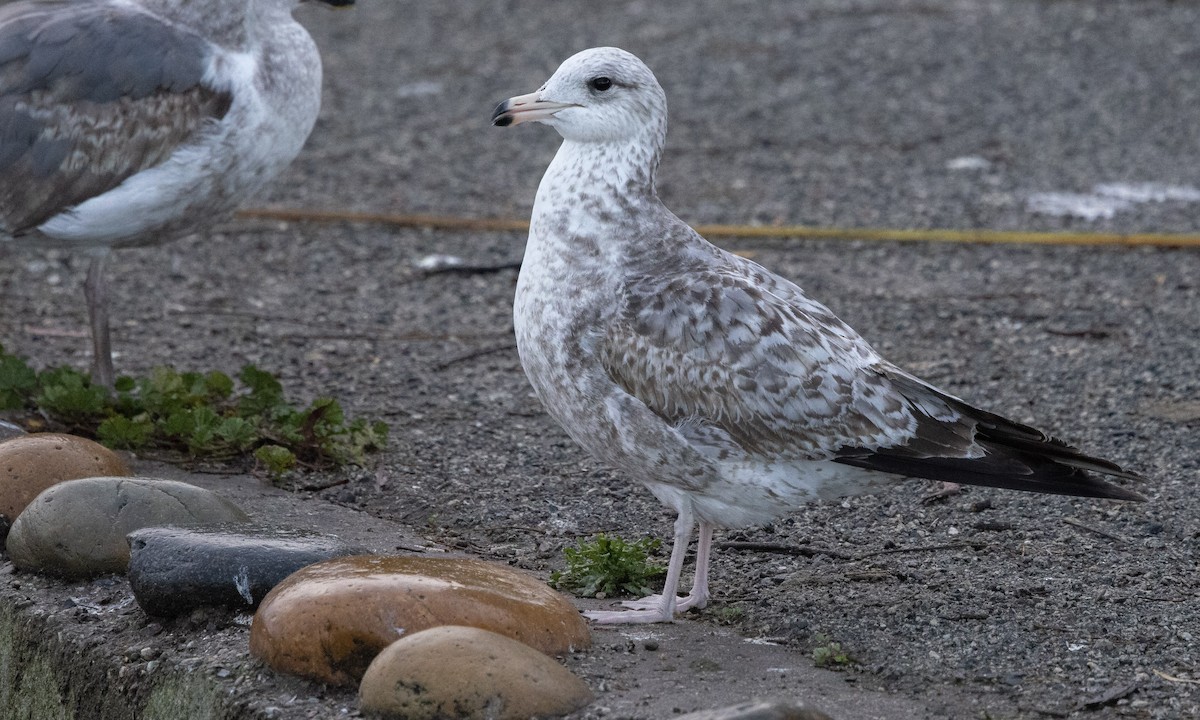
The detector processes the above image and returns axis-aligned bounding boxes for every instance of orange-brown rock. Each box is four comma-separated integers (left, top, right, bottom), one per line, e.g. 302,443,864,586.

359,625,593,719
250,555,590,685
0,433,130,522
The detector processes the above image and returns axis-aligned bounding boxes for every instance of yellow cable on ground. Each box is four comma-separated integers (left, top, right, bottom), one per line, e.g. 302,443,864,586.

237,208,1200,248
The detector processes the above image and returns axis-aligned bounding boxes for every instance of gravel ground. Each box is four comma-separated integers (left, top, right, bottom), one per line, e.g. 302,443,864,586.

2,1,1198,718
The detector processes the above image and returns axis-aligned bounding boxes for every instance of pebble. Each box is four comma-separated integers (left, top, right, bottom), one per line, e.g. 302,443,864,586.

0,420,25,442
127,526,368,616
358,625,593,719
0,433,130,535
6,476,249,578
674,700,837,720
250,555,590,685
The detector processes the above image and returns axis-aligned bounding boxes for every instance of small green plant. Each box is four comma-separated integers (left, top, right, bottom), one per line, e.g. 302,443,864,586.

550,533,666,598
0,346,387,474
0,350,37,410
811,633,854,669
254,445,298,479
707,605,746,625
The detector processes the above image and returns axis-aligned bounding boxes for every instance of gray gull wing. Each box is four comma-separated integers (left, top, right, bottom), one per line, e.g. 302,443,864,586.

0,1,231,234
600,254,912,458
602,250,1142,500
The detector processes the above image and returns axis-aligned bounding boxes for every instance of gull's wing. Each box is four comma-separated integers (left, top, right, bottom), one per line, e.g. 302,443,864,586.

0,0,233,234
601,252,1143,500
601,255,907,458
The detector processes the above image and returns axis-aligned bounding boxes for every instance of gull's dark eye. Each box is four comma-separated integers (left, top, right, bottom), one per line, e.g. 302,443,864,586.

589,76,612,92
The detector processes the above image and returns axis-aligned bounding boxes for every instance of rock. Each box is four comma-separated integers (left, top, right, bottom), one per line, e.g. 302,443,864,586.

250,555,590,685
675,701,837,720
0,433,130,536
0,420,25,442
127,526,369,616
359,625,593,719
6,477,249,578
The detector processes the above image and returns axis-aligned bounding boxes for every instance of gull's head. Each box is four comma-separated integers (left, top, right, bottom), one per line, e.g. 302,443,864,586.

491,47,666,144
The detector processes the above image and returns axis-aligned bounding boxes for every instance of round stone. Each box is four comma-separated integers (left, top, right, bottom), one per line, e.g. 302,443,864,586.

6,476,249,578
127,526,369,616
359,625,593,719
0,420,25,443
250,555,591,685
0,433,130,526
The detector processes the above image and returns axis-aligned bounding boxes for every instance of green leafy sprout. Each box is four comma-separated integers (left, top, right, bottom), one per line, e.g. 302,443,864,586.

550,533,666,598
811,633,854,669
0,345,387,478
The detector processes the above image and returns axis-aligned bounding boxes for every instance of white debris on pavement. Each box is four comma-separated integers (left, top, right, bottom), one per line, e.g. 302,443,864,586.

1026,182,1200,220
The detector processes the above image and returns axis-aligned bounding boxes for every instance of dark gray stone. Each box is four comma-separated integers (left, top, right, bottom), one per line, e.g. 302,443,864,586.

0,420,24,443
675,701,837,720
127,526,370,617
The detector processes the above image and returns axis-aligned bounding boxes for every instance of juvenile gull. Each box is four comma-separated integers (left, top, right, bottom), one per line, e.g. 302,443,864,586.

492,47,1144,624
0,0,353,387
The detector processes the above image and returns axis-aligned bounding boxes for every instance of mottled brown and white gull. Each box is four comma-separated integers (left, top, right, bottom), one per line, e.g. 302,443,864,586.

0,0,352,387
492,47,1144,624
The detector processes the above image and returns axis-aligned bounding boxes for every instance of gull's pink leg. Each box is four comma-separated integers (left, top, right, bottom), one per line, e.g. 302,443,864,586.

680,522,713,611
585,507,694,624
84,252,114,390
617,520,714,613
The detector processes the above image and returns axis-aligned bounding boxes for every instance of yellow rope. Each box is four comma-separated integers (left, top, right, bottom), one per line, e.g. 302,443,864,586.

237,208,1200,248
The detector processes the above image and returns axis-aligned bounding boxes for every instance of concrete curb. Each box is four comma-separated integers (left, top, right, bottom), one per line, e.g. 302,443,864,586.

0,462,960,719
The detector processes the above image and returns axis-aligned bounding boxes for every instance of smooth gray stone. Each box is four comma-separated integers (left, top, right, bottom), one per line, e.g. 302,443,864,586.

127,526,370,616
0,420,25,443
6,476,249,579
675,701,837,720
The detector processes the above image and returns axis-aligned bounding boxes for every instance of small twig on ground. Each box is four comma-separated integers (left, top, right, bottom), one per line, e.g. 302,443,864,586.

1045,326,1116,340
853,541,987,561
1063,517,1128,543
1152,669,1200,685
421,260,523,275
393,542,433,553
715,541,852,561
23,326,89,338
168,308,307,323
275,330,509,344
972,521,1018,531
434,343,517,370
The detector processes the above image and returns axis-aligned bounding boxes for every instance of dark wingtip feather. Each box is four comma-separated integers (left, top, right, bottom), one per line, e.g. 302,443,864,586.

834,445,1145,502
870,366,1147,499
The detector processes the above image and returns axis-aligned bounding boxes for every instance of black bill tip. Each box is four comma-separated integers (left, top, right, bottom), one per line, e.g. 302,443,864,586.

491,100,514,127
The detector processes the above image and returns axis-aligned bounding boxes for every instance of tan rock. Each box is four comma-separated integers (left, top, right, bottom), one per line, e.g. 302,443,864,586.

6,476,249,578
359,625,592,719
250,555,591,685
0,433,130,522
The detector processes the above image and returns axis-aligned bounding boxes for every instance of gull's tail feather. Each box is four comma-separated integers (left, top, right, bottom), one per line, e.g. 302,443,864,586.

834,369,1145,502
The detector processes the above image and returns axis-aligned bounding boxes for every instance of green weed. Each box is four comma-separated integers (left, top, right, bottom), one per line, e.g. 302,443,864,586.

0,345,387,476
550,533,666,598
811,633,854,669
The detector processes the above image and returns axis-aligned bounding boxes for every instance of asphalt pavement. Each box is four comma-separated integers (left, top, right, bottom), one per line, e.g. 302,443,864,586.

1,1,1198,718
